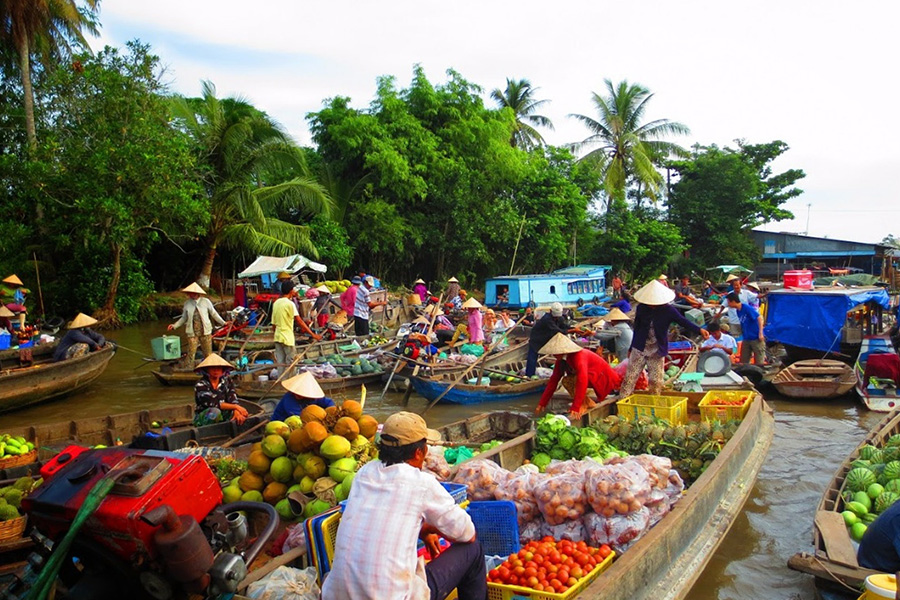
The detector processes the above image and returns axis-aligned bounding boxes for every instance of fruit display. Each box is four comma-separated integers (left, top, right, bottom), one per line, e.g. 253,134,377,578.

486,537,613,595
221,400,379,521
0,434,35,460
0,476,41,522
320,280,352,294
840,437,900,541
299,355,386,378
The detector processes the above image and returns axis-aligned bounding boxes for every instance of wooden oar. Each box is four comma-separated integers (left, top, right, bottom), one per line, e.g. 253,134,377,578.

420,313,527,415
221,419,269,449
216,321,235,353
402,293,444,407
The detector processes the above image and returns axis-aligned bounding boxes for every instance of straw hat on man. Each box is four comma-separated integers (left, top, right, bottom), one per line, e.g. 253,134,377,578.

168,281,226,365
53,313,107,362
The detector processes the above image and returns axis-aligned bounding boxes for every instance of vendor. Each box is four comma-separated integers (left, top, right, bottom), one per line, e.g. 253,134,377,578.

413,278,429,304
322,411,484,600
272,280,316,377
451,297,484,347
521,306,536,327
311,284,332,329
0,274,28,329
610,291,632,314
858,501,900,572
272,371,335,422
657,274,670,288
535,333,621,420
446,277,461,307
353,276,387,337
193,353,248,426
0,306,13,333
725,292,766,365
525,302,567,376
619,280,709,397
53,313,107,361
674,275,702,309
719,275,758,337
598,307,633,362
168,282,227,364
699,321,737,355
425,305,455,346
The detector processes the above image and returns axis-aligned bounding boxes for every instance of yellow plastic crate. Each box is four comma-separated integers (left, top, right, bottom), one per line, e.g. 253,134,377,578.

617,394,687,425
698,391,753,423
487,551,615,600
322,510,342,565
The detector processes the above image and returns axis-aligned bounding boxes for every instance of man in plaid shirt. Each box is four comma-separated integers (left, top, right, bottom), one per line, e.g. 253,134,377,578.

322,412,487,600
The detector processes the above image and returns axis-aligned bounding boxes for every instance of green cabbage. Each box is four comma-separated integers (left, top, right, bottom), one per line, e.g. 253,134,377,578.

558,428,579,451
531,452,552,472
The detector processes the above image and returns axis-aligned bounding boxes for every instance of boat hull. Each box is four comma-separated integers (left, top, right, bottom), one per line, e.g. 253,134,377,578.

772,359,857,399
854,336,900,412
236,372,384,399
0,345,116,413
409,376,546,405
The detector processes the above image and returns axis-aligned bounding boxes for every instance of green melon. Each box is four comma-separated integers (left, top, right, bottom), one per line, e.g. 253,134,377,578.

859,445,881,462
846,467,877,493
876,491,900,514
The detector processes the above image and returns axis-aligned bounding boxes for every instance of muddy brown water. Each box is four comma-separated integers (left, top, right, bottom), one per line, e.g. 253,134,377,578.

1,321,886,599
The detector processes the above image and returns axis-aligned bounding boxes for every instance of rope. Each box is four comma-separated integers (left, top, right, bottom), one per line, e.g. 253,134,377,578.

810,555,866,594
27,477,116,600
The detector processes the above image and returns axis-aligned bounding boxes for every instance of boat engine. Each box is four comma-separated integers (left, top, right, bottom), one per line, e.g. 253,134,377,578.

18,446,277,600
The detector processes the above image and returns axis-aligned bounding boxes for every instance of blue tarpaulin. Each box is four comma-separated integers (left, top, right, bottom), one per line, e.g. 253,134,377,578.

764,288,890,353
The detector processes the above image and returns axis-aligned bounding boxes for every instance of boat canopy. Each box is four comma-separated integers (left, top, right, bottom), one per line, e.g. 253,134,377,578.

238,254,326,278
765,287,890,352
705,265,753,283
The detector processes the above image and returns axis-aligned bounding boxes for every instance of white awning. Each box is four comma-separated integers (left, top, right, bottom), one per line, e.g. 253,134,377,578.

238,254,327,278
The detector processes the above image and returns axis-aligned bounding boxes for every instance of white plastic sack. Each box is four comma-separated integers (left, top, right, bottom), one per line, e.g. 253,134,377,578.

246,566,320,600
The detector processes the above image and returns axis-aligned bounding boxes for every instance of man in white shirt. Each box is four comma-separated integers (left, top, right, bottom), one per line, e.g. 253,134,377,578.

323,412,485,600
720,276,758,337
700,321,738,355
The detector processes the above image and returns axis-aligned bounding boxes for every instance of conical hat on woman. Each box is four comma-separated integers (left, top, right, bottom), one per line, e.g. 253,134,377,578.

448,277,459,283
461,297,483,309
414,278,425,285
68,313,98,329
539,333,582,355
181,282,207,295
603,307,631,321
0,306,14,318
282,371,325,399
425,305,444,316
195,353,233,371
2,275,23,286
633,280,676,306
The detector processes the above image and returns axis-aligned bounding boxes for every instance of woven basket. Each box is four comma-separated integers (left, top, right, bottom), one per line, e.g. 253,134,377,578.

0,449,37,469
0,515,27,543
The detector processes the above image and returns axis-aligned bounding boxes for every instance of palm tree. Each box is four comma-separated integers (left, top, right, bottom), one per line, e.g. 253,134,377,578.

491,78,553,150
0,0,100,150
570,79,689,211
172,81,333,287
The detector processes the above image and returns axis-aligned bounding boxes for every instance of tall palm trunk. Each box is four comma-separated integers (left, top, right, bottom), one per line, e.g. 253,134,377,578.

18,36,37,152
198,241,217,288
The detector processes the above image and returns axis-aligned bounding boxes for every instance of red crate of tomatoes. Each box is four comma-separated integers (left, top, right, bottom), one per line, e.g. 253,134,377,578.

486,537,615,600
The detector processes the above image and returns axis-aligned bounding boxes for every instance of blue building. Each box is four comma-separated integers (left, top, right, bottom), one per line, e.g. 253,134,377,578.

484,265,611,308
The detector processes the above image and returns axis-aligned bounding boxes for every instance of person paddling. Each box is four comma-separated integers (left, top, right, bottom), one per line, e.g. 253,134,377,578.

53,313,107,361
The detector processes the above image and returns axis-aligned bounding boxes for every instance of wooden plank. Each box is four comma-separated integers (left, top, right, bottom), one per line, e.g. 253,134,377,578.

815,510,859,568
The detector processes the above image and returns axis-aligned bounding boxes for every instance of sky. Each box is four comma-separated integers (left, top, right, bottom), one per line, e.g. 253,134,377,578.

90,0,900,245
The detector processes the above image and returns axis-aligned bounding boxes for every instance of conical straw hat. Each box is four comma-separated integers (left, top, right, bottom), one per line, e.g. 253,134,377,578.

448,277,459,283
725,274,739,282
181,282,207,295
316,284,330,293
68,313,98,329
195,353,233,371
539,333,583,355
282,371,325,398
604,307,631,321
3,274,23,286
425,305,444,316
413,316,430,325
462,298,483,309
633,280,676,306
658,274,668,280
414,278,425,285
0,306,14,317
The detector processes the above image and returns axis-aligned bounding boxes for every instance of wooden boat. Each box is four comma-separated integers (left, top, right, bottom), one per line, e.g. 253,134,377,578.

771,359,857,399
855,335,900,412
787,409,900,588
0,345,116,414
434,410,534,444
445,390,775,600
2,398,267,461
0,340,58,363
395,340,530,379
236,371,385,400
408,357,547,405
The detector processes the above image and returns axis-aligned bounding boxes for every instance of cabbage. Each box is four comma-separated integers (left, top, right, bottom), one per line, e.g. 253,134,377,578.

573,437,604,460
535,415,569,452
531,452,552,472
549,447,568,461
558,428,579,451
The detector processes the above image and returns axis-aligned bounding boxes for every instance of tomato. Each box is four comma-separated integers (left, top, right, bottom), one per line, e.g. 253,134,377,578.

514,565,526,576
523,550,534,561
598,544,612,559
571,566,584,578
498,566,510,580
542,536,554,543
557,569,569,582
547,564,559,574
568,577,578,586
533,583,544,591
549,550,561,563
527,576,539,588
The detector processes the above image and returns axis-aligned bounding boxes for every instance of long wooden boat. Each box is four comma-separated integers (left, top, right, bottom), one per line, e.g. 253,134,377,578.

395,340,530,379
787,410,900,587
444,390,775,600
2,398,267,461
236,371,385,400
0,340,58,363
854,335,900,412
771,359,857,399
0,345,116,413
409,357,546,405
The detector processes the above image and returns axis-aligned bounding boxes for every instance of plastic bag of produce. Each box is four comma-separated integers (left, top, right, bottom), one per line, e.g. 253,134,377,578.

585,462,651,517
452,459,511,501
423,446,451,481
520,517,545,544
545,458,601,476
613,360,647,390
664,470,684,507
534,472,589,525
247,566,319,600
281,523,309,555
607,454,672,489
494,472,545,525
541,517,587,542
443,446,474,466
645,489,670,527
584,508,651,554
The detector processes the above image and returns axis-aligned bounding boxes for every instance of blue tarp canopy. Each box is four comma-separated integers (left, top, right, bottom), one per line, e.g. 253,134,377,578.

765,287,890,352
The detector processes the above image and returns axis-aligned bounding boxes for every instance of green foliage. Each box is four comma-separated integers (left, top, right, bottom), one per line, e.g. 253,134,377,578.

308,215,353,274
490,78,553,150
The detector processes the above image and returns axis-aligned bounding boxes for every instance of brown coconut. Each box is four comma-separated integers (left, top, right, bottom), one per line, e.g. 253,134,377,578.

262,482,288,505
300,404,327,425
341,399,363,420
303,421,329,447
334,416,360,441
357,415,378,439
287,428,306,454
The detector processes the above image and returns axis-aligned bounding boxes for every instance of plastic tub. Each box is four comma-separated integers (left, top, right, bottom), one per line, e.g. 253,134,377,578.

0,333,9,351
866,574,897,598
150,335,181,360
617,394,688,425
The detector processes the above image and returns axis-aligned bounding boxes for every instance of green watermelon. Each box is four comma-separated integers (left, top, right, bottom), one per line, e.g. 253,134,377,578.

876,491,900,514
859,445,881,461
851,459,873,470
884,461,900,481
886,479,900,495
887,434,900,448
883,447,900,463
846,467,877,493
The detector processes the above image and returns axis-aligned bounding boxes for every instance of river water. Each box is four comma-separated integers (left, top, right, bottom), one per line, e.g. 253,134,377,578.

2,321,886,599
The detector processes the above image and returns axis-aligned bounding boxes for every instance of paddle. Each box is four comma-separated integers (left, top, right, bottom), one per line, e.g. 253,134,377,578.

420,312,527,415
221,419,269,449
401,293,444,407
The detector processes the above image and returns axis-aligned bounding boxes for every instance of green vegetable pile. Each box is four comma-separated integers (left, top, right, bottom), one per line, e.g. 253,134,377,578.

531,415,626,471
841,436,900,542
595,415,740,485
0,476,41,522
207,457,249,485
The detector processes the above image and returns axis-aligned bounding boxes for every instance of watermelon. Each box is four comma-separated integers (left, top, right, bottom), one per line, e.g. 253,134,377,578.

876,491,900,514
883,446,900,463
851,459,872,470
887,434,900,447
846,467,878,493
884,461,900,481
859,445,881,462
886,479,900,495
854,491,873,512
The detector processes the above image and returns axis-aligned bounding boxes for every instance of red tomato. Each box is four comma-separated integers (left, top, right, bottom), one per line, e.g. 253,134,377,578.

498,566,510,580
514,566,526,576
527,576,539,588
523,551,534,561
598,545,612,559
524,567,537,578
567,577,578,586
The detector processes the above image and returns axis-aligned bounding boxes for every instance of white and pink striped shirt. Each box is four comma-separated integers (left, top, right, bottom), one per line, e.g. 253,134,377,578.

322,460,475,600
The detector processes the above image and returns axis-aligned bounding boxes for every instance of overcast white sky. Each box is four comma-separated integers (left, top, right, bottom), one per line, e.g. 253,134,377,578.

91,0,899,244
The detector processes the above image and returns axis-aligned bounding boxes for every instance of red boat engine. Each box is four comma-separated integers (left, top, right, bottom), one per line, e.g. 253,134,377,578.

22,446,278,600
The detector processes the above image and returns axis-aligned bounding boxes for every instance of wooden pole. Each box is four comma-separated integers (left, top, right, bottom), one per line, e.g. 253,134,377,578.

509,214,527,276
32,252,45,318
402,293,444,407
420,313,527,415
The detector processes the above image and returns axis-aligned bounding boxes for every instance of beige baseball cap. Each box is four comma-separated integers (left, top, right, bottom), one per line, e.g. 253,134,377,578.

380,411,441,446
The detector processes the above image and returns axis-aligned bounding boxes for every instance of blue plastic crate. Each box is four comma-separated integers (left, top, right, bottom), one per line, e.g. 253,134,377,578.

467,500,519,557
440,482,467,504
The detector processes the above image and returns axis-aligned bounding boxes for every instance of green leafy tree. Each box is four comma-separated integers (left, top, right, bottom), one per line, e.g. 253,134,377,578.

570,79,689,212
490,78,554,150
172,81,332,287
0,0,100,150
34,42,206,325
592,201,684,281
308,214,353,275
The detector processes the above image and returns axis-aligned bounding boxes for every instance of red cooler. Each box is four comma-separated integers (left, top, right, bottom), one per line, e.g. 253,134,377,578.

784,270,813,289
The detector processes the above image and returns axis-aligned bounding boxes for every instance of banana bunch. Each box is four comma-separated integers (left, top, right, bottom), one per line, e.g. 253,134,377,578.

0,434,35,459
